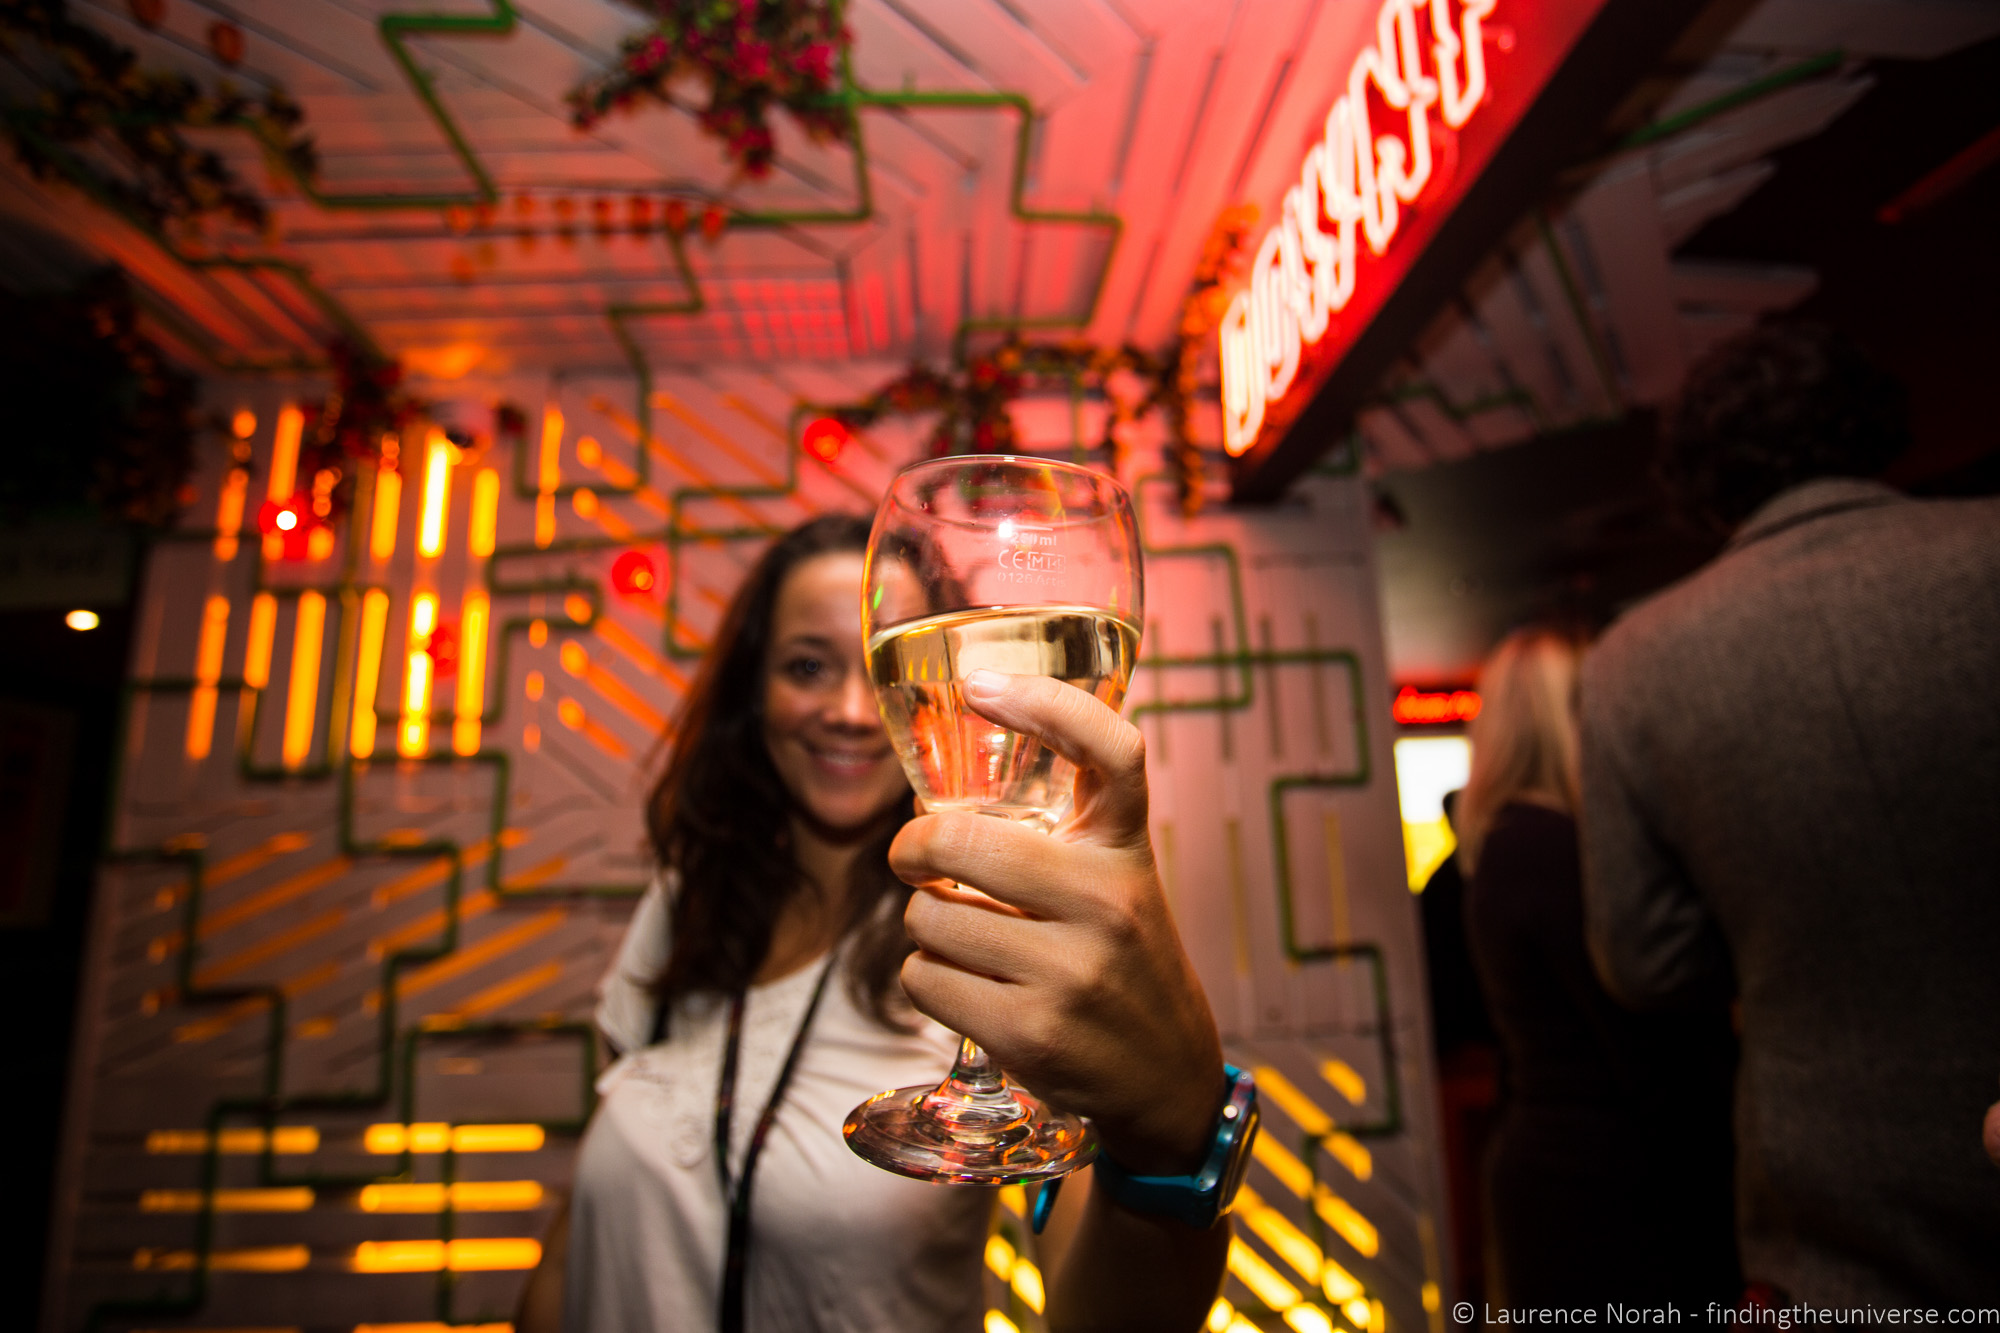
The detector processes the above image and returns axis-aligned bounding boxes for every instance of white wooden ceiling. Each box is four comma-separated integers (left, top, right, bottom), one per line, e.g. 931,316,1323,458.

2,0,1996,465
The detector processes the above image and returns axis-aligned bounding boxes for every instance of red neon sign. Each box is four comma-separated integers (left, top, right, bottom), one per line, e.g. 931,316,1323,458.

1223,0,1494,456
1393,685,1482,725
1218,0,1612,461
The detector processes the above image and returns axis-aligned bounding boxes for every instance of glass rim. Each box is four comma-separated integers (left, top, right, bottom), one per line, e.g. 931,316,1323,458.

884,452,1132,495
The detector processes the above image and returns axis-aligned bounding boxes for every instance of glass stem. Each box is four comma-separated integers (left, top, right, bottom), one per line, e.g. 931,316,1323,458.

922,1037,1031,1141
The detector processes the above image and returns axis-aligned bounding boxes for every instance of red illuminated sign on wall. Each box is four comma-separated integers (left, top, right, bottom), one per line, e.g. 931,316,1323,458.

1218,0,1614,462
1393,685,1482,725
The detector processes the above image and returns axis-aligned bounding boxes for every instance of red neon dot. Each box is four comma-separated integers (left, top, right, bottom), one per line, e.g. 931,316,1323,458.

611,550,657,597
802,417,850,463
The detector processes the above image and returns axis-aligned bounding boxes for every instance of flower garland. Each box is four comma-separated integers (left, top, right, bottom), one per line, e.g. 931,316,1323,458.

827,210,1259,514
569,0,849,180
0,0,317,236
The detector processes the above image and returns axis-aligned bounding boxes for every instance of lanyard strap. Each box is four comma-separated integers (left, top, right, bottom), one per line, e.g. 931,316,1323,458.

713,953,838,1333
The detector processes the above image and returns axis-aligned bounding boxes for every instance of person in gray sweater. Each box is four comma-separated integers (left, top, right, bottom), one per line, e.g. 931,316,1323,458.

1578,321,2000,1304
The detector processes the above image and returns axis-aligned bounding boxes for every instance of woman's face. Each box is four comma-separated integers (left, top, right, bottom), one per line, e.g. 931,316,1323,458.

762,551,908,836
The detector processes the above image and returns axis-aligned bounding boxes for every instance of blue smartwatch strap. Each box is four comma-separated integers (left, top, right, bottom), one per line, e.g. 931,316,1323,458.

1074,1063,1257,1230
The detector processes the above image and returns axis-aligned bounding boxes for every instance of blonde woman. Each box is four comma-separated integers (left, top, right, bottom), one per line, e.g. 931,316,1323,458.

1458,627,1738,1305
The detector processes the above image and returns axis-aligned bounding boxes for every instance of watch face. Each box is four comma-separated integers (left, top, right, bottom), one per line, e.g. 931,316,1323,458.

1219,1099,1259,1212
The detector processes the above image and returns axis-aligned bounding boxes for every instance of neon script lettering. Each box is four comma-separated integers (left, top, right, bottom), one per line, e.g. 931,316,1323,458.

1220,0,1495,457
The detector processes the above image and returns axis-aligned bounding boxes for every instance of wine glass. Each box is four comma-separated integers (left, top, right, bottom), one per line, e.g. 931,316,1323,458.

844,454,1144,1184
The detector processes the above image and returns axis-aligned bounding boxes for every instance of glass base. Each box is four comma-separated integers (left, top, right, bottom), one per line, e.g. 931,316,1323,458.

843,1079,1096,1185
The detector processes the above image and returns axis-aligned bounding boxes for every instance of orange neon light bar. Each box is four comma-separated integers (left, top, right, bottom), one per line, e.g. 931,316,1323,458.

469,467,499,558
357,1181,543,1213
351,1238,541,1273
371,464,403,562
243,592,278,690
146,1126,320,1154
140,1187,315,1212
263,403,306,559
454,591,490,756
135,1244,309,1273
212,467,248,561
351,589,391,758
283,592,327,769
185,595,230,760
417,430,453,558
363,1122,546,1154
1220,0,1496,455
398,593,437,758
536,405,563,548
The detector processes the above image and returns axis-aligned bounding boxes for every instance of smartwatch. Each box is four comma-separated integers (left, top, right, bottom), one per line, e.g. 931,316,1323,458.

1085,1063,1260,1230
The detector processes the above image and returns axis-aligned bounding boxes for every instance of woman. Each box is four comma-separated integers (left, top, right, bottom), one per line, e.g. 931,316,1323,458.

520,515,1230,1332
1458,626,1738,1306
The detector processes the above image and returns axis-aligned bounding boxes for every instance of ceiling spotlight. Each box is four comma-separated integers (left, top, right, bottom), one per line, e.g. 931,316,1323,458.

66,609,100,631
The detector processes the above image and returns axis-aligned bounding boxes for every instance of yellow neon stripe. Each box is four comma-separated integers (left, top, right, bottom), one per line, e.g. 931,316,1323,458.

393,911,566,1001
1255,1066,1334,1136
243,592,278,690
186,595,231,759
468,467,499,558
350,1238,540,1273
539,406,563,490
196,855,348,939
362,1123,546,1156
1253,1131,1314,1196
281,592,325,769
1236,1186,1323,1285
193,910,346,987
1314,1187,1380,1258
1011,1259,1045,1314
985,1313,1021,1333
1226,1236,1300,1311
173,960,342,1043
1325,1131,1372,1180
145,1126,319,1155
370,465,402,562
1283,1307,1335,1333
453,590,489,756
356,1324,511,1333
593,614,688,688
984,1233,1014,1278
140,1188,314,1213
448,958,562,1019
399,590,434,759
1320,1059,1367,1106
351,588,390,757
561,640,669,734
268,404,304,501
356,1181,543,1213
213,466,248,561
557,696,631,761
135,1244,308,1273
417,430,452,558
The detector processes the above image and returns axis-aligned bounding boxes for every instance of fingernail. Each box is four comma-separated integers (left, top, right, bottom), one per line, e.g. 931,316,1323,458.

963,669,1004,701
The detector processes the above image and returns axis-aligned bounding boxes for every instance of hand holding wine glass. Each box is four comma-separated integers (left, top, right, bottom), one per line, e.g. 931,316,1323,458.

845,455,1223,1185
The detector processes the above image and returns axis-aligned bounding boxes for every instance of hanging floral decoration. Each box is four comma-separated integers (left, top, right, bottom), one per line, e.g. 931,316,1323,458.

0,0,317,236
827,340,1163,468
825,210,1259,513
254,341,424,554
569,0,850,180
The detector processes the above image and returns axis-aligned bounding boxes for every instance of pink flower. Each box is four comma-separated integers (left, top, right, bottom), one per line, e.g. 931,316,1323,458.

737,41,771,80
796,41,833,83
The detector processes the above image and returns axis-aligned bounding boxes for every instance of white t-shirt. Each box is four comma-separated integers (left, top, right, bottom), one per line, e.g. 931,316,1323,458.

565,874,993,1333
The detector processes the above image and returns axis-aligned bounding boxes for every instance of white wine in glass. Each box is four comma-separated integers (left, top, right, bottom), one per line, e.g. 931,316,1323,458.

870,605,1140,830
845,455,1144,1185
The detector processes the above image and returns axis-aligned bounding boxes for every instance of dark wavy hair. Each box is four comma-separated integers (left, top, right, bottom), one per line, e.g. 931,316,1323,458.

646,515,917,1032
1658,320,1910,530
